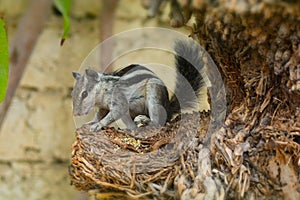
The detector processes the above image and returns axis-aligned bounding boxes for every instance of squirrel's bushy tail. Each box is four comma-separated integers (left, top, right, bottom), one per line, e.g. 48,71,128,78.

169,39,206,118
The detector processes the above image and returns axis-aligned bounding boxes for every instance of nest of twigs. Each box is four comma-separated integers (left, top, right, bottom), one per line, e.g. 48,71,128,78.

69,112,212,199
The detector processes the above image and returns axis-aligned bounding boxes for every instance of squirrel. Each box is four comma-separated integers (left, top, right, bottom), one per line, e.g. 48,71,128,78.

72,39,206,132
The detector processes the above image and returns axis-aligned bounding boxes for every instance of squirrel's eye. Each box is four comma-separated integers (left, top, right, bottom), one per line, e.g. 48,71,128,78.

81,91,88,99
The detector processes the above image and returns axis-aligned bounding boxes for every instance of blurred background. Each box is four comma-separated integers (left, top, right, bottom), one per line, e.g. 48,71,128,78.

0,0,205,199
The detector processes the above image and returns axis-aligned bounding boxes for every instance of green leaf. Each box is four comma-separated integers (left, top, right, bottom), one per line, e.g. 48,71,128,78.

54,0,71,45
0,18,9,102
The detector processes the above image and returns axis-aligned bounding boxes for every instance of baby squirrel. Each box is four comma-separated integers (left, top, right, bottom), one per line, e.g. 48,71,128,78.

72,39,205,132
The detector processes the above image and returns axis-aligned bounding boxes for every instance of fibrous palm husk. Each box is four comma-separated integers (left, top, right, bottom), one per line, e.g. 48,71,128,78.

193,0,300,199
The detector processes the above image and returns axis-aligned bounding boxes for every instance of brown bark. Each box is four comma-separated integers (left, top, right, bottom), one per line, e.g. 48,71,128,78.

99,0,119,72
0,0,52,129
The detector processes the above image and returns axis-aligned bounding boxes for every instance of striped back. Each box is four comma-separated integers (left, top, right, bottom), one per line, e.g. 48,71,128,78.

114,64,162,87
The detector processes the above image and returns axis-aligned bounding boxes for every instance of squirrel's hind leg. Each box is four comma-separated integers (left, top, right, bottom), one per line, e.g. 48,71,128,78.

121,113,137,130
146,81,169,126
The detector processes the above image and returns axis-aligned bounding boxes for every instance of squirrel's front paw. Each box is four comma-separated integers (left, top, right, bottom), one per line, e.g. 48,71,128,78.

90,123,103,132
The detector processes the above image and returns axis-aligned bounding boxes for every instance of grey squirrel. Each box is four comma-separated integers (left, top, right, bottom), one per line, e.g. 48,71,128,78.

72,39,205,132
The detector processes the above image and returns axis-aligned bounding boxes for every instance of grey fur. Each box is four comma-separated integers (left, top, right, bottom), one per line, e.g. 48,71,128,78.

72,39,205,131
72,65,169,131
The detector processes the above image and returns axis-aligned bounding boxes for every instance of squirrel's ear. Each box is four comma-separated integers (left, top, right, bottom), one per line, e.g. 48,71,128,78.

72,72,82,80
85,68,101,82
